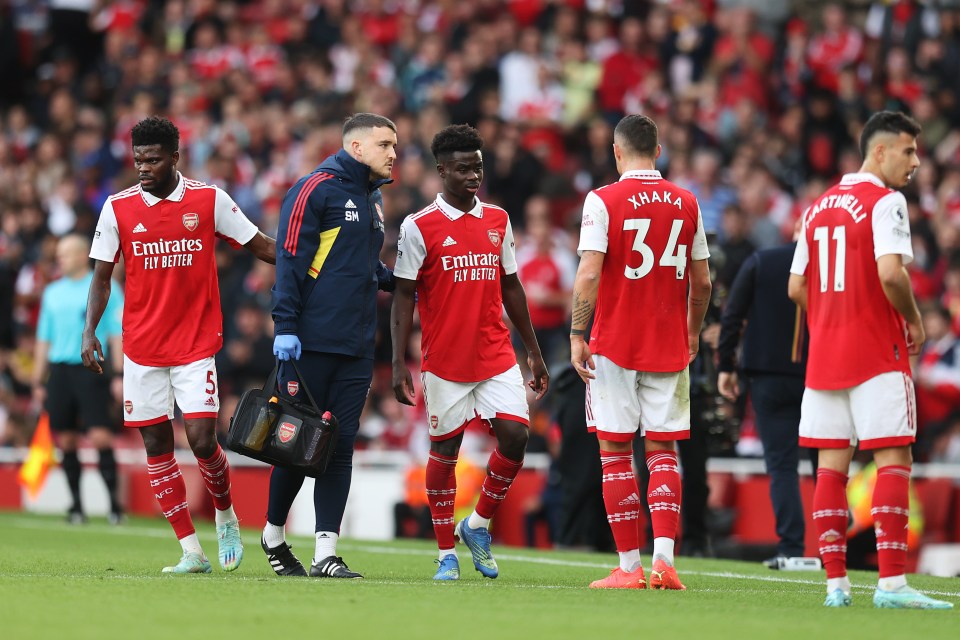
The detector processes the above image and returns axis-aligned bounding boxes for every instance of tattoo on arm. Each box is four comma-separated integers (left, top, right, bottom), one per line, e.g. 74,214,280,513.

571,291,594,329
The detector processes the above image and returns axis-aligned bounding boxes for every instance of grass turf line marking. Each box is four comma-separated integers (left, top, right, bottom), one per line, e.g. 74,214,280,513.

7,517,960,598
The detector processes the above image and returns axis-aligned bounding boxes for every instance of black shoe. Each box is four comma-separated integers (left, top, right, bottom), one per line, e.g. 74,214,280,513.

67,509,87,525
107,510,126,526
309,555,363,579
763,555,788,570
261,537,307,576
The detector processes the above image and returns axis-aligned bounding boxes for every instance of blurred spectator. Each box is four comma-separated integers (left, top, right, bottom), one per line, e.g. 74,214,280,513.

914,303,960,458
515,196,576,370
807,3,863,94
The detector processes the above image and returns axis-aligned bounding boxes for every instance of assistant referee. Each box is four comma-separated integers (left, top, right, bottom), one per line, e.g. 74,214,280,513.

32,234,124,524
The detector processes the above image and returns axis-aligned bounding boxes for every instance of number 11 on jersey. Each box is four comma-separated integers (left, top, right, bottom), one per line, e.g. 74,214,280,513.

813,225,846,293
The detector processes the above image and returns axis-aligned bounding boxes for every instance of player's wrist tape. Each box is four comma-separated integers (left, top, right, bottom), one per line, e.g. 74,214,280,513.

570,329,585,337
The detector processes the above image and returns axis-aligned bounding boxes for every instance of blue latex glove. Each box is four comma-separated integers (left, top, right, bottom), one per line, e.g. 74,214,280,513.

273,334,302,361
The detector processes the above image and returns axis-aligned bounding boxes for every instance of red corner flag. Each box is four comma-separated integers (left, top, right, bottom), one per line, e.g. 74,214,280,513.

18,412,56,499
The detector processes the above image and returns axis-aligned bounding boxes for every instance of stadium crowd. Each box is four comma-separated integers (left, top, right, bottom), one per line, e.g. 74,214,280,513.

1,0,960,476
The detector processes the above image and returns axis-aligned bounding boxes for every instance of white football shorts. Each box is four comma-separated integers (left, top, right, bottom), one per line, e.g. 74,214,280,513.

798,370,916,450
122,355,220,427
586,355,691,442
422,364,529,441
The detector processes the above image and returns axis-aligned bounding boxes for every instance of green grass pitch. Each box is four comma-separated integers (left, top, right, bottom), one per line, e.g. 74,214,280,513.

0,511,955,640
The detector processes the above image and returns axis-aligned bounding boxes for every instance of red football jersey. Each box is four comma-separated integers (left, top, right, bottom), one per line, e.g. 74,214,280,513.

394,195,519,382
790,173,914,389
579,170,709,372
90,174,258,367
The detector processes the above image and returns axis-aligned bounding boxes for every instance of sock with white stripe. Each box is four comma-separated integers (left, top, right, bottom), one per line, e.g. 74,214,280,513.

646,449,682,562
426,451,458,550
873,465,911,581
474,447,523,523
813,468,849,580
197,444,233,511
147,453,196,542
599,449,640,559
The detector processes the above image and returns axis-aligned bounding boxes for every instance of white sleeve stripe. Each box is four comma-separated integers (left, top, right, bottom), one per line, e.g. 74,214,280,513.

410,204,439,221
110,185,141,199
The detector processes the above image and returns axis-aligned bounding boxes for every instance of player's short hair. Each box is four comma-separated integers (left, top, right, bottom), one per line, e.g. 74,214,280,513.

430,124,484,163
131,116,180,153
342,113,397,140
614,114,658,158
859,111,921,159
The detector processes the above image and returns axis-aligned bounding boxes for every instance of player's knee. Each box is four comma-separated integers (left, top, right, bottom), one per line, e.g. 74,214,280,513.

497,423,528,459
431,437,460,458
140,427,174,457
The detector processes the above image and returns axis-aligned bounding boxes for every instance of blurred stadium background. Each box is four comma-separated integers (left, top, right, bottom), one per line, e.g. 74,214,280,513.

1,0,960,572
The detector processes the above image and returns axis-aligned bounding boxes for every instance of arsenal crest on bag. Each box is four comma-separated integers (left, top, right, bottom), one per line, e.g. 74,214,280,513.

226,359,339,477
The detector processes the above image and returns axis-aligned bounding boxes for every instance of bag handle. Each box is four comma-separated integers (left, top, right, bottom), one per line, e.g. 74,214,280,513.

267,358,322,414
259,361,281,400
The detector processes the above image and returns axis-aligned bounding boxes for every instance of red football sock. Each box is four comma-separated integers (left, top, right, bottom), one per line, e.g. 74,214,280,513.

147,452,195,539
873,465,911,579
813,468,849,579
475,448,523,519
600,450,640,552
196,444,232,511
646,450,682,540
426,451,458,550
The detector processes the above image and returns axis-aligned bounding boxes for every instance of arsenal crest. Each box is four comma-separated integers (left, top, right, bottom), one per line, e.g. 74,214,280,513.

182,212,199,231
124,400,133,414
278,422,297,443
430,416,438,428
287,381,299,396
487,229,500,247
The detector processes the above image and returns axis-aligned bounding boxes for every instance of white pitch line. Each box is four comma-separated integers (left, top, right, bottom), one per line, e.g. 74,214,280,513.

6,518,960,598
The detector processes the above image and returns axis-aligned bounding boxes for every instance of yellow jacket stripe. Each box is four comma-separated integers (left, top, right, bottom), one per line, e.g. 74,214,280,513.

308,227,341,278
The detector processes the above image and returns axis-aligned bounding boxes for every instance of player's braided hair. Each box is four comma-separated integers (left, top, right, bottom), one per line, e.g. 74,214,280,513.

430,124,484,163
131,116,180,153
859,111,921,159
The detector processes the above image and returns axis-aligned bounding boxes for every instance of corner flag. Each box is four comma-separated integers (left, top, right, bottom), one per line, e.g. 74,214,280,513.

18,412,56,499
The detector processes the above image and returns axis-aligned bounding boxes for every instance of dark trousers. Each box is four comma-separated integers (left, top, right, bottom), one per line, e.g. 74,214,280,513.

747,373,810,557
552,367,614,552
266,352,373,533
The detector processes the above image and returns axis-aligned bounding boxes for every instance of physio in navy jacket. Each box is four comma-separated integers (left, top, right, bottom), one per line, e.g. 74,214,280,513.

262,113,397,579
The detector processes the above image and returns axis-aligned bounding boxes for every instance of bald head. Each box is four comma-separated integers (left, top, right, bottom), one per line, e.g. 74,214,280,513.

56,234,92,279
